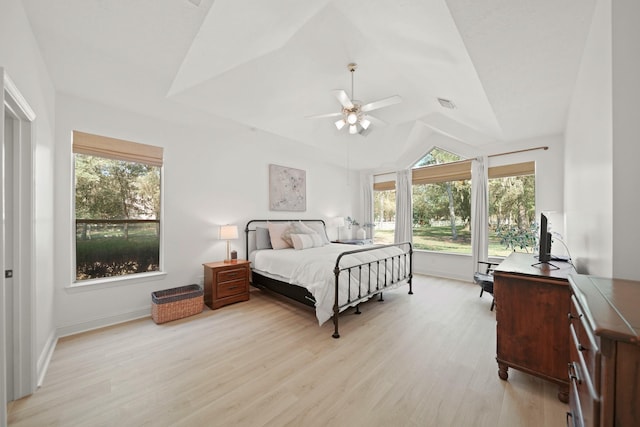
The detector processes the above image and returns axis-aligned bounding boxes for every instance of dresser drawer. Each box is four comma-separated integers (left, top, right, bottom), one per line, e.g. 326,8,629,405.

568,376,585,427
568,355,599,427
217,278,247,298
217,267,247,283
570,296,600,389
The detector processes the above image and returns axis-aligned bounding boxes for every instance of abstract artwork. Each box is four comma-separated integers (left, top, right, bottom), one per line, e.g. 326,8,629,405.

269,164,306,211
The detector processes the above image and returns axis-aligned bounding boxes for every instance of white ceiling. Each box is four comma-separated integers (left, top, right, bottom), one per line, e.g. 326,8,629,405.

21,0,596,170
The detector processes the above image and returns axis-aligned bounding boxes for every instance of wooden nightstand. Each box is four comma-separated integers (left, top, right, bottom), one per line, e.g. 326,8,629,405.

203,260,250,310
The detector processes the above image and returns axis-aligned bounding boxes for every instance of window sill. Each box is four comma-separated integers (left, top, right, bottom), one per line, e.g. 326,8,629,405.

66,271,168,291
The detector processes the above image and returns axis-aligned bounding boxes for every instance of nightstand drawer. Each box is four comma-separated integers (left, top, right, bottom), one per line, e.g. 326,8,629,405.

203,260,251,310
217,278,247,298
217,268,246,283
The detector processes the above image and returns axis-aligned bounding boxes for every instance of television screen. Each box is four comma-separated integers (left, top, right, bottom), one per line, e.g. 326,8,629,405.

538,213,551,262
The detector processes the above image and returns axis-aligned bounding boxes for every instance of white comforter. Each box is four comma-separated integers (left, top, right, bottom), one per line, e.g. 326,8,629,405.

252,243,409,325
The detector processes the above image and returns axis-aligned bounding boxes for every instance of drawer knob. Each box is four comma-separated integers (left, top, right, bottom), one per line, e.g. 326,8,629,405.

578,343,588,352
568,362,581,384
567,312,582,321
566,412,574,427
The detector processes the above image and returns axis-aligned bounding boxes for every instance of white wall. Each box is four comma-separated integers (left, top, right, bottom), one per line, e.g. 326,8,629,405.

564,0,613,276
54,93,358,335
611,0,640,280
0,0,57,382
565,0,640,281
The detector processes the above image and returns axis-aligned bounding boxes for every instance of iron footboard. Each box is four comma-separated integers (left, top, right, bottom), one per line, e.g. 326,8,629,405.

332,242,413,338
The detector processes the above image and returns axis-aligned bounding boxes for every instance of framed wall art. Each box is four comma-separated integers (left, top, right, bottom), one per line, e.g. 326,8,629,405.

269,164,306,211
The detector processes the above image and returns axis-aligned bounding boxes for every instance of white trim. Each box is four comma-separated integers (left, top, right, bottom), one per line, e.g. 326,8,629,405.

56,308,151,339
3,73,35,121
1,68,37,424
66,271,168,290
36,331,57,387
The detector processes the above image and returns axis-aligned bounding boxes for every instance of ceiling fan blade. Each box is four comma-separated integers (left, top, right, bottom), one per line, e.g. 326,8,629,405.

332,90,354,109
306,112,343,119
361,95,402,112
363,114,387,127
358,125,372,137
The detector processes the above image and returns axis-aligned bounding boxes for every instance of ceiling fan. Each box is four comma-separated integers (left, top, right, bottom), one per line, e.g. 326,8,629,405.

308,63,402,135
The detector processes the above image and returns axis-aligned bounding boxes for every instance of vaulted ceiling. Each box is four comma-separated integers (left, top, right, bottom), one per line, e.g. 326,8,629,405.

21,0,596,170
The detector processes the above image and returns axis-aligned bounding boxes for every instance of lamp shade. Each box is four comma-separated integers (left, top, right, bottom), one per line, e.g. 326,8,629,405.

219,224,238,240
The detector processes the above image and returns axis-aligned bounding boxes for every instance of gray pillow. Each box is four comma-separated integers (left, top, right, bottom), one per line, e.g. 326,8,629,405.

256,227,273,250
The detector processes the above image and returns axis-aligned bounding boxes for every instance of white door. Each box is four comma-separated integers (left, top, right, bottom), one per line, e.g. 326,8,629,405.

4,112,15,403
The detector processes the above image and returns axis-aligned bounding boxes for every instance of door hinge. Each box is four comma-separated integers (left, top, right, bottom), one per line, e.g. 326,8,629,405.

5,270,13,278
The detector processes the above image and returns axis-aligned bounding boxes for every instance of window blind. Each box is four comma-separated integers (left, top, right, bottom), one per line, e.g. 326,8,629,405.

72,131,164,167
373,181,396,191
412,160,472,185
373,160,535,191
488,161,534,179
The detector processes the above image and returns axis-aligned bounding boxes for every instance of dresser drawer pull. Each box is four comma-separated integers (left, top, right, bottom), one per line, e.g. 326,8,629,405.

566,412,575,427
227,286,239,290
568,312,582,321
578,343,588,352
568,362,581,384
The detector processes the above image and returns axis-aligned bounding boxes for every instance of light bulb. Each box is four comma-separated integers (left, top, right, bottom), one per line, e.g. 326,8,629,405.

347,112,358,125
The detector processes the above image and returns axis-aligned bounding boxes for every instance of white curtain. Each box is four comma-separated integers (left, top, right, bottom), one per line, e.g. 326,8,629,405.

361,174,374,239
394,169,413,244
471,156,489,278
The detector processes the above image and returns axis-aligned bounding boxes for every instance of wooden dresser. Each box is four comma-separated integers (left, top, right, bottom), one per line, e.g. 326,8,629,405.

203,260,250,310
493,252,575,402
567,275,640,427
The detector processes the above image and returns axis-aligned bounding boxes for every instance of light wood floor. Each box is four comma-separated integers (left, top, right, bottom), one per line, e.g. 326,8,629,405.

8,275,568,426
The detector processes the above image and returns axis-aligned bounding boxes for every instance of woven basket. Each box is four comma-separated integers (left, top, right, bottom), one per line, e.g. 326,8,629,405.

151,284,203,324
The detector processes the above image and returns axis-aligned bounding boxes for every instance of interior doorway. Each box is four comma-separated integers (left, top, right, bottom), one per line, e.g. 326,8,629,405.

1,69,36,423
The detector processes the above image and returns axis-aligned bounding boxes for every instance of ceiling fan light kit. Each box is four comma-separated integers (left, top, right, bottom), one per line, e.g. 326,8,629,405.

309,63,402,135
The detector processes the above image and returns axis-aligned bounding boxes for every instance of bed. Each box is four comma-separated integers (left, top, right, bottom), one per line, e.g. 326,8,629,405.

245,219,413,338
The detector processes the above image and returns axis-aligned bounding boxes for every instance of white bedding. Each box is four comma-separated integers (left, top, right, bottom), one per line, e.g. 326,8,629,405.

251,243,409,325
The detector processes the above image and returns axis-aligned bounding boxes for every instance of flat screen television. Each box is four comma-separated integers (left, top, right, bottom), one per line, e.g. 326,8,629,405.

538,213,552,262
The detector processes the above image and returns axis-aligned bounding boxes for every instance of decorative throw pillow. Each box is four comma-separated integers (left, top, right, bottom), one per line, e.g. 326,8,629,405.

256,227,272,250
290,233,324,250
305,222,330,244
294,221,317,234
267,222,292,250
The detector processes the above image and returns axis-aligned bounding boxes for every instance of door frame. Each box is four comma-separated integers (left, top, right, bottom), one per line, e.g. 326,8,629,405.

1,68,36,421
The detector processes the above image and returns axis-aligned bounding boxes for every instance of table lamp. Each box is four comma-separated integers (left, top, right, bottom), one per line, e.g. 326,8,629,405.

333,217,345,241
219,224,238,263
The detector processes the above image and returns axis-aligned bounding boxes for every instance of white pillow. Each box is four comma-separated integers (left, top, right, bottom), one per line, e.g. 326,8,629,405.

267,222,292,250
304,222,330,245
294,221,317,234
290,233,324,250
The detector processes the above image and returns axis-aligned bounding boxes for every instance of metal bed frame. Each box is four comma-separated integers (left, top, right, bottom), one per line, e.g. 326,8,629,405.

245,219,413,338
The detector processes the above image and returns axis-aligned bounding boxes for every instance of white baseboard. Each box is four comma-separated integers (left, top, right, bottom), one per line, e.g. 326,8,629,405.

56,308,151,339
37,330,58,387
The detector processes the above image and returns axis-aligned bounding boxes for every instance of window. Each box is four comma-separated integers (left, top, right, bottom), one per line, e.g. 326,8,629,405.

411,148,472,253
372,151,535,257
488,162,536,257
73,131,163,281
373,186,396,244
